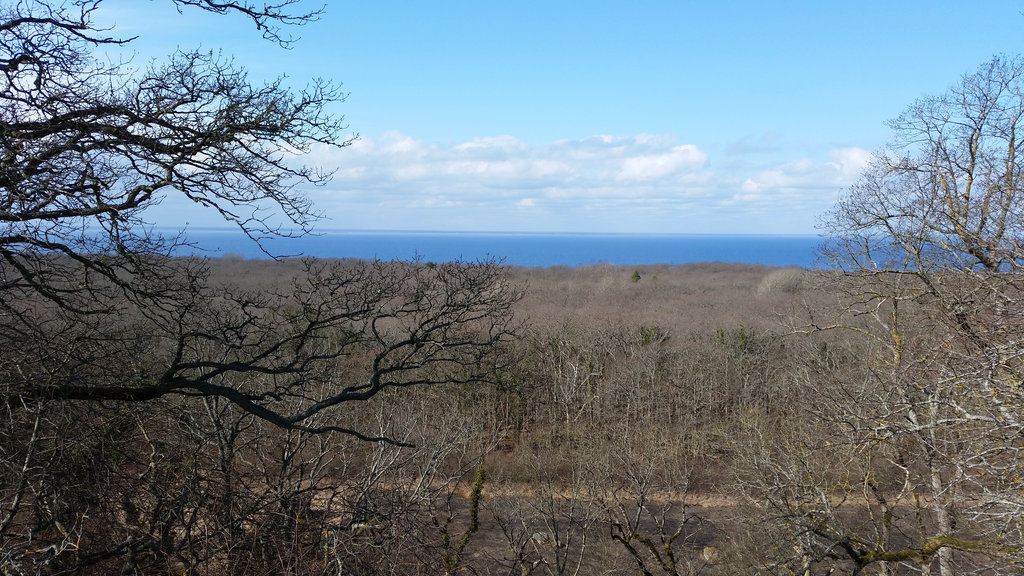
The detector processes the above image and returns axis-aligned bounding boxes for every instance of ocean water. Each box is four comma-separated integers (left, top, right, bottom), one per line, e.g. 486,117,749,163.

176,229,825,268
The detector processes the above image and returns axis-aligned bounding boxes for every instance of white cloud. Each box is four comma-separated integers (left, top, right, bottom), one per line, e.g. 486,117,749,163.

311,133,709,194
454,135,529,153
828,147,873,179
298,134,872,234
617,145,708,181
738,147,871,198
380,132,422,154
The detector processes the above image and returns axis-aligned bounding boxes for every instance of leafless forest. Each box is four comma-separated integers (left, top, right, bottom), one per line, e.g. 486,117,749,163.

5,256,1023,575
0,257,846,574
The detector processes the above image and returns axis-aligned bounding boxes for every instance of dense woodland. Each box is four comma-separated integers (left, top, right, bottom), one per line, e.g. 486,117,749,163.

3,257,1022,575
0,259,871,574
5,1,1024,574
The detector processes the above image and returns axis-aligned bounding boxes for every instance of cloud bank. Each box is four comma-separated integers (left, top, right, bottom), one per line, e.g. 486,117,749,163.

302,132,870,234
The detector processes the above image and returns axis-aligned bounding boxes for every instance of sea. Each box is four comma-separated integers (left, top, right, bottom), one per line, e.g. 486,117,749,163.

175,229,825,268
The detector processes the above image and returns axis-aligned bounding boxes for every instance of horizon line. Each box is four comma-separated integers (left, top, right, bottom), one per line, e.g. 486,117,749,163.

165,226,823,238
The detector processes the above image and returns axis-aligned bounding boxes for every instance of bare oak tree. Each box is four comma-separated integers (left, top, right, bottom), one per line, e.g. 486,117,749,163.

0,2,520,573
0,0,519,434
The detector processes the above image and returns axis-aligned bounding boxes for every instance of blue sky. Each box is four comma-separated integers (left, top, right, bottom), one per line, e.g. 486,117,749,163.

100,1,1024,234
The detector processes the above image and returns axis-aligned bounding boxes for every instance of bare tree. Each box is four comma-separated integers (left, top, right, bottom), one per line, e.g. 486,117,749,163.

0,2,521,573
0,0,521,436
743,55,1024,575
593,432,703,576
